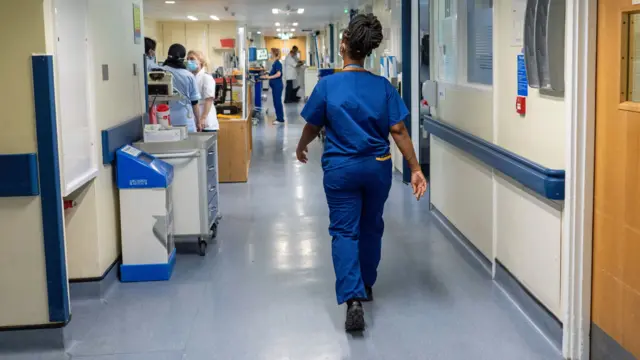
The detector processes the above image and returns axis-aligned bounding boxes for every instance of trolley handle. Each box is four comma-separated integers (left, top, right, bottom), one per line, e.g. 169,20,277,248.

153,150,199,159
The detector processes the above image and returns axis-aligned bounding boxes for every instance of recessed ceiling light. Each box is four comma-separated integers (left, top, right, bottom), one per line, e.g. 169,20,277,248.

187,15,198,21
210,15,219,20
272,8,279,14
276,28,281,31
291,28,295,32
275,22,281,26
293,22,298,26
165,1,175,4
297,8,304,14
257,31,262,34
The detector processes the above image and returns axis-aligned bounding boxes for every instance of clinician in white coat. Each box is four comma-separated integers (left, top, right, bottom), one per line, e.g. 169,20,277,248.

187,50,219,131
284,46,301,103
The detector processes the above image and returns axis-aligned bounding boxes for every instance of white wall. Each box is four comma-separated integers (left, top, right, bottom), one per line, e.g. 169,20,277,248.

66,0,146,279
429,0,565,318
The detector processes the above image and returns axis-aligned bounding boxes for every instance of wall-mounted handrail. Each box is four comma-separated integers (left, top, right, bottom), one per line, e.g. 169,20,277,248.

424,116,565,200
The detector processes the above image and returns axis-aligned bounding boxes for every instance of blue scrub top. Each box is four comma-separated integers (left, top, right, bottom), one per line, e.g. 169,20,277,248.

161,66,201,132
269,60,283,89
301,72,409,171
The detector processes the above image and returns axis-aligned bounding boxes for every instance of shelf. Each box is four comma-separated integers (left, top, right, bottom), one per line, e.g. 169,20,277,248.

148,93,183,102
212,47,235,52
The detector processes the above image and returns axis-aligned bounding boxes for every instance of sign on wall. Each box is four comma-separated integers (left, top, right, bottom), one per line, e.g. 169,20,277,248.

133,4,142,44
517,53,528,97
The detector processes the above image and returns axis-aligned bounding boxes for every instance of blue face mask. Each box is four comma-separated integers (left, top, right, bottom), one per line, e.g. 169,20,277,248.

186,60,199,72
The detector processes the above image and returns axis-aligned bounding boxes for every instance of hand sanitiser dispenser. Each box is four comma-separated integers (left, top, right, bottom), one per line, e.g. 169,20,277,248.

116,145,176,282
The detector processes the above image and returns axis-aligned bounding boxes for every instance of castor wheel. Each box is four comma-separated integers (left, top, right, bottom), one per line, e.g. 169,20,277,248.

210,223,218,239
197,238,207,256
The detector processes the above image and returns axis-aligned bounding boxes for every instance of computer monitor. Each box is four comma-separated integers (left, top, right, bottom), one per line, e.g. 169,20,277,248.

256,48,268,61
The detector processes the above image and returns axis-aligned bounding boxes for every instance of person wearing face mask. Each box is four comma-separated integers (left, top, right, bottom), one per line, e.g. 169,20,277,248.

284,46,302,103
296,14,428,332
186,50,218,131
261,48,285,124
161,43,201,132
145,37,160,72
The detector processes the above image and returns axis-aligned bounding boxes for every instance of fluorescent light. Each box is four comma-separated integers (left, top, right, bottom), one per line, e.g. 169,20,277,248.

257,31,262,34
276,28,281,31
272,8,279,14
187,15,198,21
275,22,280,26
165,1,175,4
297,8,304,14
292,22,298,26
291,28,295,32
210,15,219,20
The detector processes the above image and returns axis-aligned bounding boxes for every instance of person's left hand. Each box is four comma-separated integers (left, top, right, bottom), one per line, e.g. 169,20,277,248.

296,146,308,163
260,75,269,80
197,119,205,132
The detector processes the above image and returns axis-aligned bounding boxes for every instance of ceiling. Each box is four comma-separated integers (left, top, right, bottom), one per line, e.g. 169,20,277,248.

143,0,354,34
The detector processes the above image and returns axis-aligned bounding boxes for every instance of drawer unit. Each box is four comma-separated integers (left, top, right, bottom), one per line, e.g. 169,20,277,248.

134,133,220,256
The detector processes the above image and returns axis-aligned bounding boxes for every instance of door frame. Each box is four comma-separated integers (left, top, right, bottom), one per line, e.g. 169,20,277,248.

562,0,597,358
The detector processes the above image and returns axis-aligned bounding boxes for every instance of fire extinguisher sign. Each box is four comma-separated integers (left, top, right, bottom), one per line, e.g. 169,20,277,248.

517,54,528,97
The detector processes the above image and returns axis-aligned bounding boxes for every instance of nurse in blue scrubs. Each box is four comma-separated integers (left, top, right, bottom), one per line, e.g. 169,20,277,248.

296,14,428,332
161,44,202,132
261,48,285,124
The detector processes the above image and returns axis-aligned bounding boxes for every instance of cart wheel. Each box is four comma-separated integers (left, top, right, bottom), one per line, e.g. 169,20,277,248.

198,238,207,256
210,223,218,239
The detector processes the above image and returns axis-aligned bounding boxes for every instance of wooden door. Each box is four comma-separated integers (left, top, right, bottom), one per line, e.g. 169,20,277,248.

592,1,640,358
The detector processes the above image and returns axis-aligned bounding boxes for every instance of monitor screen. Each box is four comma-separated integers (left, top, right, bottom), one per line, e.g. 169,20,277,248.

256,48,268,61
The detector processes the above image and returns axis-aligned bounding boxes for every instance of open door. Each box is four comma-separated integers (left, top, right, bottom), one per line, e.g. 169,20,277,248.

591,1,640,358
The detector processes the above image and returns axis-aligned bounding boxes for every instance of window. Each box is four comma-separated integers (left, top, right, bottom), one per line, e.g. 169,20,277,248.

434,0,493,86
466,0,493,85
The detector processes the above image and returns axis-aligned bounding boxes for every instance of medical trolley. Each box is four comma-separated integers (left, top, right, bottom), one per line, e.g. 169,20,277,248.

135,133,220,256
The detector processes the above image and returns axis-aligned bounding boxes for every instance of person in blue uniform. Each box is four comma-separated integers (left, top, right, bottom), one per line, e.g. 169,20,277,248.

261,48,285,124
296,14,428,332
161,44,202,132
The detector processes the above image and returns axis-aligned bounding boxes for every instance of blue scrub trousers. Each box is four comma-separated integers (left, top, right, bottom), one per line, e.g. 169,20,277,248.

323,156,392,304
270,82,284,122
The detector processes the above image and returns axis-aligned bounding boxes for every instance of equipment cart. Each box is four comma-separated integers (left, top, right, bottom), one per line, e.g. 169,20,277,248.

135,133,220,256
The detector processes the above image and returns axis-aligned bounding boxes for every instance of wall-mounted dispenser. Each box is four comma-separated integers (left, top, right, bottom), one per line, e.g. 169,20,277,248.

523,0,566,92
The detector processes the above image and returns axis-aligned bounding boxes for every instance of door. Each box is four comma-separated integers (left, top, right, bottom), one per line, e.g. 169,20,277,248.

592,1,640,358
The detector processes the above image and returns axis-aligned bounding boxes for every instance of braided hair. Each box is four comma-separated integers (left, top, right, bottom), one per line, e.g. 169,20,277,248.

342,14,383,61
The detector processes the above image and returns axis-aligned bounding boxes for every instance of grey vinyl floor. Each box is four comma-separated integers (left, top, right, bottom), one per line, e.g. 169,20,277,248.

0,97,561,360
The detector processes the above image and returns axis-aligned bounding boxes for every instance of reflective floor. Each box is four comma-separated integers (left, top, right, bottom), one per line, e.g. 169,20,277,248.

1,99,561,359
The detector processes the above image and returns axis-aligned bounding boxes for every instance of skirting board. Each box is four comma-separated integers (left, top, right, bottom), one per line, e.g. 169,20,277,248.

494,260,563,351
69,257,120,302
591,323,636,360
0,323,69,352
430,205,492,274
430,204,562,352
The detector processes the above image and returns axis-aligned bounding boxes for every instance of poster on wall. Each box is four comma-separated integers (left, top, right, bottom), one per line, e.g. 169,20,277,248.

133,4,142,44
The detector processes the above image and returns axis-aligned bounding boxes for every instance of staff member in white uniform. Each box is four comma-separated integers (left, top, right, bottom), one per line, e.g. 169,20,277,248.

284,46,301,103
187,50,219,131
161,44,201,132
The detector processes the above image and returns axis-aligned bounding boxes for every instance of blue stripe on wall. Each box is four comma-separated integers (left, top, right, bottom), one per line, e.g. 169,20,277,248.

0,154,39,197
101,115,145,165
401,0,412,183
424,117,565,200
31,55,70,324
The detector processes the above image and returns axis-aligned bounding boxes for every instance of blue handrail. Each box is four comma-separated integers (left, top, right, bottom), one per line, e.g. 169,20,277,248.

424,116,565,200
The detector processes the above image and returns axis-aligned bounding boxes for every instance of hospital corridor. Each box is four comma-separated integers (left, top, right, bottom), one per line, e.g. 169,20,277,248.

0,0,637,359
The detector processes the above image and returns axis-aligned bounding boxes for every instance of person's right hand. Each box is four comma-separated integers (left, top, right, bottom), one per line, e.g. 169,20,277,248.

296,145,308,164
411,170,428,201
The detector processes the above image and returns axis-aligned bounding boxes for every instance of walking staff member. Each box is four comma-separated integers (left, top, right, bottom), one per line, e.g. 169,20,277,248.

295,14,428,332
261,48,285,124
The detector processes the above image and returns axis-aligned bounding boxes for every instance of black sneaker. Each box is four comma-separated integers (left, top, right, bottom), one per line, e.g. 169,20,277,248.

362,286,373,302
345,300,365,332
